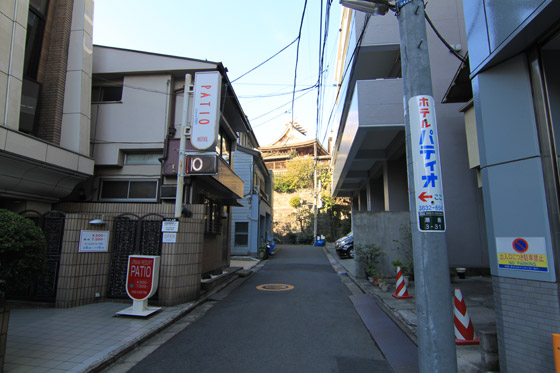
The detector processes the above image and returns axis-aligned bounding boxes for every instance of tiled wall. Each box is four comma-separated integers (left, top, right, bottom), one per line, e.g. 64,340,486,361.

493,276,560,372
55,203,206,308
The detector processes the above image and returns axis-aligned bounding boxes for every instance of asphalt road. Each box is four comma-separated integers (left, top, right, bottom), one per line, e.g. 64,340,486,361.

129,245,392,372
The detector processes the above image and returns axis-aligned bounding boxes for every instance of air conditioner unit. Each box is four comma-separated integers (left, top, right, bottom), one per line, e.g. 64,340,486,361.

160,185,177,200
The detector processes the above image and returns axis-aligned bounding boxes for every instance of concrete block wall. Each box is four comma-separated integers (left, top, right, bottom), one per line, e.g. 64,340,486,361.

493,276,560,372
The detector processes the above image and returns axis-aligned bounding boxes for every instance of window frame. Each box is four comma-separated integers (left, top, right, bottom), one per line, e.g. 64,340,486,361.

234,222,249,246
99,179,159,202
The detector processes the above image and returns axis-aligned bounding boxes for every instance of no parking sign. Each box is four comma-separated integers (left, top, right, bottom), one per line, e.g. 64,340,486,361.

496,237,548,272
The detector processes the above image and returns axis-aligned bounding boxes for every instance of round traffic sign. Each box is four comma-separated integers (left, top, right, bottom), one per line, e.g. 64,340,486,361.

512,238,529,253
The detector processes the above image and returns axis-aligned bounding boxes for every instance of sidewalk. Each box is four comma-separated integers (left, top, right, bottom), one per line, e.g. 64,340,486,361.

324,245,498,373
4,258,261,373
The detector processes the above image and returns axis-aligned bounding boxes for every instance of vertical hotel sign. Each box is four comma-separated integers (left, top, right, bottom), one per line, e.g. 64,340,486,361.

191,71,222,150
409,95,446,232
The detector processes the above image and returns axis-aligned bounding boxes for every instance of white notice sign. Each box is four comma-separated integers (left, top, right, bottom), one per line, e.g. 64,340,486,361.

78,230,110,252
161,219,179,232
409,95,446,232
162,232,177,243
191,71,222,150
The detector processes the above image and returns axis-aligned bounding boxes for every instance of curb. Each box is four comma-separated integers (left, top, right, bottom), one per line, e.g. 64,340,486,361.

87,268,257,372
322,246,419,346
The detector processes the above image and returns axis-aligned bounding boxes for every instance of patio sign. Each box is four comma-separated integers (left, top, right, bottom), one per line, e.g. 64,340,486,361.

117,255,161,317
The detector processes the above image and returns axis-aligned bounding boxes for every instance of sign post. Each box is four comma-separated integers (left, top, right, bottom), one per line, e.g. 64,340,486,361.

117,255,161,317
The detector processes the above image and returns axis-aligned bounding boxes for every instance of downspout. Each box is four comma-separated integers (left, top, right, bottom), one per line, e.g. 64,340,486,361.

158,78,173,164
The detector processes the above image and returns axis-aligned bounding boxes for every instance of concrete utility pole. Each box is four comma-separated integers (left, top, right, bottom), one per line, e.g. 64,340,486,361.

397,1,457,371
340,0,457,371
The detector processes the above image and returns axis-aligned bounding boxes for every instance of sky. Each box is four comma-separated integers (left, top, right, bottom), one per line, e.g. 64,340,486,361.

92,0,343,147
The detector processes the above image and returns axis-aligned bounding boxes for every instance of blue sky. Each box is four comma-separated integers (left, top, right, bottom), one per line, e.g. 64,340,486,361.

92,0,343,146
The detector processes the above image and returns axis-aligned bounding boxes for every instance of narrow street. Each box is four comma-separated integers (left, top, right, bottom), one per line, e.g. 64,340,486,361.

122,245,392,372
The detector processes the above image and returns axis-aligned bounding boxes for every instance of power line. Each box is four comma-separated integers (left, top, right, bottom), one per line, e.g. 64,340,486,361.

321,14,371,146
250,88,316,124
291,0,309,125
231,37,299,83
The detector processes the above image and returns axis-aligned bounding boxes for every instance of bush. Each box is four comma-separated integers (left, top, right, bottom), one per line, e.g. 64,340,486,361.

0,209,47,294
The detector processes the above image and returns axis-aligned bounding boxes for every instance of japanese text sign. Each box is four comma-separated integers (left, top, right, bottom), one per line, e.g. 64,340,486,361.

78,230,109,252
496,237,548,272
126,255,160,301
191,71,222,150
409,95,446,232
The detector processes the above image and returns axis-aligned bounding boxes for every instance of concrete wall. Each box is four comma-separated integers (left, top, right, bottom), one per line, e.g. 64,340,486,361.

353,211,411,277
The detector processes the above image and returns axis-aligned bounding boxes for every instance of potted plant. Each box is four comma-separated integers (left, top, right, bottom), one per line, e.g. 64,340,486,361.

257,243,267,259
355,244,385,284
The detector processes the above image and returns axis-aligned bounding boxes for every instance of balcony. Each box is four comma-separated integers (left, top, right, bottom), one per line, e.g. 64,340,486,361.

332,78,405,197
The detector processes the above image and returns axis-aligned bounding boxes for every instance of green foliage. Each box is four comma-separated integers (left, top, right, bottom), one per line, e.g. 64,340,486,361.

393,225,413,276
289,196,302,209
356,244,385,278
0,209,47,294
273,158,314,193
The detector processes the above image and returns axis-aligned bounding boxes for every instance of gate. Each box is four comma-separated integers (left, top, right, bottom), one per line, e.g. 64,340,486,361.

108,213,164,299
13,210,66,302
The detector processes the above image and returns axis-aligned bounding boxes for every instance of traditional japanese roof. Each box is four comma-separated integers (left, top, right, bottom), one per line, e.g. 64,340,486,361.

259,122,328,156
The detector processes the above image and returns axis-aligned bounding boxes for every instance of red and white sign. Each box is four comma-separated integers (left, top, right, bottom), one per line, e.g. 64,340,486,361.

125,255,160,301
409,95,446,232
191,71,222,150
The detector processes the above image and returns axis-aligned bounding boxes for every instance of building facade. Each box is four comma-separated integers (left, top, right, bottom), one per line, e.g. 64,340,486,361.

230,144,272,257
461,1,560,371
1,0,94,212
1,2,256,309
331,1,488,277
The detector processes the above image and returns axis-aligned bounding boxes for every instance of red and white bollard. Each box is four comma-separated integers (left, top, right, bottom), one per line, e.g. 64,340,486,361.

454,288,480,345
392,266,413,299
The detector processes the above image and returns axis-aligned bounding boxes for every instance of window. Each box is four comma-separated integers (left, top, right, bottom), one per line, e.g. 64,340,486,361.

92,78,123,102
23,0,49,81
125,152,162,165
235,222,249,246
100,179,158,201
215,128,233,165
204,198,223,234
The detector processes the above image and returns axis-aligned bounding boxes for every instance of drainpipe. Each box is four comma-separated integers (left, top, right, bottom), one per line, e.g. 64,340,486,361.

175,74,192,217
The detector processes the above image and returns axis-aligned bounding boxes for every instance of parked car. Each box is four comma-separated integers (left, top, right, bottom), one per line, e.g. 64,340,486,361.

335,232,353,258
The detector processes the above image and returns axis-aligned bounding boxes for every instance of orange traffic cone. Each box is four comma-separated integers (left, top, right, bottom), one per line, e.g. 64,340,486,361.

392,266,413,299
454,288,480,345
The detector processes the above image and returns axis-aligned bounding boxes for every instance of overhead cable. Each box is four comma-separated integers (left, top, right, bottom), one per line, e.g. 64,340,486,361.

231,37,299,83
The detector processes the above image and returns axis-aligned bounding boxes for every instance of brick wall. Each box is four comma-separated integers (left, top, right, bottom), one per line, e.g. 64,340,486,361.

36,0,73,144
493,276,560,372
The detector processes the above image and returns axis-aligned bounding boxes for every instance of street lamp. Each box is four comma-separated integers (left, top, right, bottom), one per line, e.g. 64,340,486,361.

339,1,457,372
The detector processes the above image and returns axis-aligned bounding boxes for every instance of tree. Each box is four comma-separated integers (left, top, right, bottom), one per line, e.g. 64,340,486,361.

0,209,47,296
273,158,314,193
289,196,312,233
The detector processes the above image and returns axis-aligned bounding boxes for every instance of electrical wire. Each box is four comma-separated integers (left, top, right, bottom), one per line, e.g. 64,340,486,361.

291,0,309,125
231,37,299,83
321,14,371,146
425,12,466,63
250,88,316,124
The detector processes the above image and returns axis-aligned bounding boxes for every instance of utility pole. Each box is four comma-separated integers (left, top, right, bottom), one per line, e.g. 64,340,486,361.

340,0,457,371
175,74,192,218
397,1,457,371
313,140,318,241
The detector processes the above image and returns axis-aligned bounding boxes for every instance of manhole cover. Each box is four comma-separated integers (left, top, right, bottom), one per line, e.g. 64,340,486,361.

256,283,294,291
